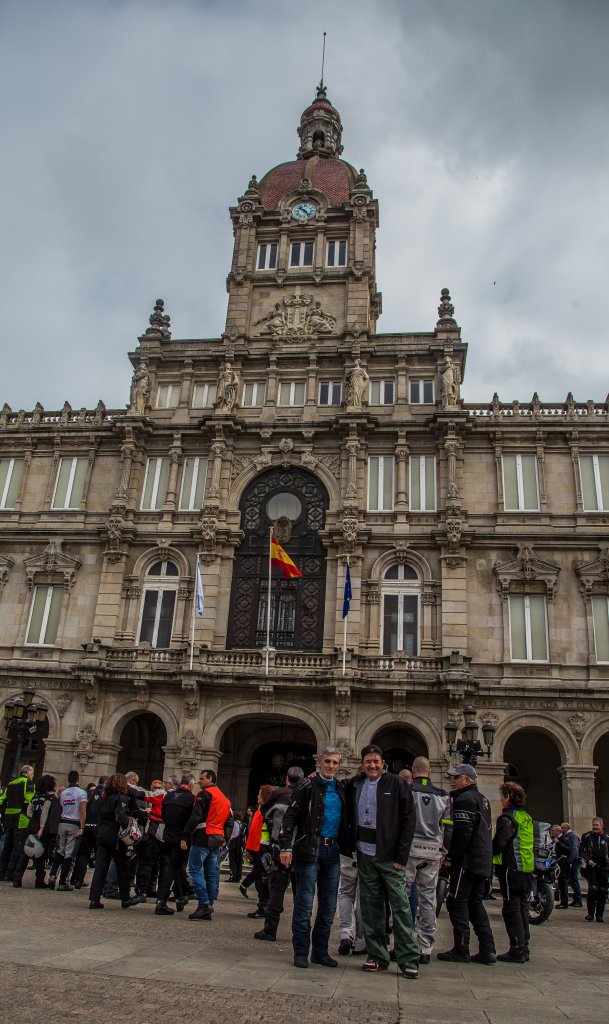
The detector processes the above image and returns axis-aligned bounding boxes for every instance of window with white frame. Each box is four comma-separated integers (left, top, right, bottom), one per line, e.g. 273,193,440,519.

381,564,420,656
290,240,314,267
409,379,434,404
179,457,207,511
242,381,266,407
51,457,88,510
368,456,394,511
318,381,342,406
502,454,539,511
369,379,394,405
326,239,348,267
141,457,170,510
156,383,179,409
0,457,24,509
26,585,64,646
278,381,305,407
509,594,548,661
409,456,436,511
592,596,609,662
257,242,278,270
580,455,609,511
138,560,179,648
192,382,217,409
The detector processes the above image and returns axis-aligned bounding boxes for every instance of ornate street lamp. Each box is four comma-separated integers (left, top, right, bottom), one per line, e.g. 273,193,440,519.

3,687,49,779
444,705,495,767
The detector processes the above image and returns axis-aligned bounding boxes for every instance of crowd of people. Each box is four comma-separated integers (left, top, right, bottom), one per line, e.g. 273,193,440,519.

1,749,608,980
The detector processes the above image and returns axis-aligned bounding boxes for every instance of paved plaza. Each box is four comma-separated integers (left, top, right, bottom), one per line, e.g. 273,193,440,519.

1,877,609,1024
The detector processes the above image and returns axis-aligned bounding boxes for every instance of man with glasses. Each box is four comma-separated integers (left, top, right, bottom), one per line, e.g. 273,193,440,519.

279,747,347,969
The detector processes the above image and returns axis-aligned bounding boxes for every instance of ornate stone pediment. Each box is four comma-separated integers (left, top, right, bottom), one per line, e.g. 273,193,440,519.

24,541,81,591
253,288,336,339
494,545,560,602
575,548,609,602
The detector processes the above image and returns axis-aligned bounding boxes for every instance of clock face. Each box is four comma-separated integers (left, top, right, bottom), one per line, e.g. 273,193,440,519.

292,201,317,222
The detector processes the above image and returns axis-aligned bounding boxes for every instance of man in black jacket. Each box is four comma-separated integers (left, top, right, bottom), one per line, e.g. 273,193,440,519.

556,822,582,909
279,747,348,969
344,745,420,980
155,773,195,916
580,817,609,922
438,763,496,965
71,777,107,889
255,765,304,941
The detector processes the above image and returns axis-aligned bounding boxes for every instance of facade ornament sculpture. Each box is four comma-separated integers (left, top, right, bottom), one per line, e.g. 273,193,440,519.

253,289,336,339
145,298,171,340
441,356,461,409
129,362,152,416
344,359,369,411
0,403,11,427
336,687,351,724
0,554,14,594
60,402,72,427
214,362,239,412
260,684,274,713
568,713,587,743
56,693,72,719
24,540,81,591
436,287,457,328
177,730,198,768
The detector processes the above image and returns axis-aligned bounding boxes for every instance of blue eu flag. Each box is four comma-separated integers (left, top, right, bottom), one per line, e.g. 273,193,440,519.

342,563,352,619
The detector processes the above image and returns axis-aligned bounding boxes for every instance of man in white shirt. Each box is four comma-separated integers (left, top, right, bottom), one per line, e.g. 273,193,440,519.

49,770,87,890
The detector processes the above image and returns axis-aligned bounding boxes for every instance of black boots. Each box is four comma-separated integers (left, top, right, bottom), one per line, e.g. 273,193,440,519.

189,903,213,920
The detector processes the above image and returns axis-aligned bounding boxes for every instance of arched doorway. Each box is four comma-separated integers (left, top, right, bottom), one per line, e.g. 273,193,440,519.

593,732,609,825
227,467,329,651
219,714,317,812
371,723,428,773
116,712,167,787
503,729,563,822
1,717,49,784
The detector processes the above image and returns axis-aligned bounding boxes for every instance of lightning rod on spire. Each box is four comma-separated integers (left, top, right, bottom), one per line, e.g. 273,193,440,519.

320,31,326,90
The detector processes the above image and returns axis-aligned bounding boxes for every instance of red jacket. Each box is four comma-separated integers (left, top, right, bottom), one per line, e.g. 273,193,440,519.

145,792,164,823
246,809,263,852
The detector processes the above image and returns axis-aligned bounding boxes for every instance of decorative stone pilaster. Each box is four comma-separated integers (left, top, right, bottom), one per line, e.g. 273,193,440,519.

558,765,598,836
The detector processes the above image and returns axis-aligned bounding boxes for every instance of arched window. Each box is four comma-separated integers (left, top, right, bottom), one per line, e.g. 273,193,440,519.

138,560,179,648
381,564,420,656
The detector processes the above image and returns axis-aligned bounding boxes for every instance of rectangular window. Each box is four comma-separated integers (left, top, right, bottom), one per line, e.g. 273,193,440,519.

326,239,348,267
26,585,63,645
592,596,609,663
0,457,24,509
502,454,539,511
139,589,176,648
156,384,178,409
409,456,436,511
278,381,306,407
509,594,548,661
580,455,609,511
382,594,419,656
192,383,217,409
257,242,278,270
409,379,434,404
368,456,394,512
141,457,170,510
290,241,314,267
242,381,266,407
179,457,207,511
318,381,342,406
369,379,395,405
51,457,88,510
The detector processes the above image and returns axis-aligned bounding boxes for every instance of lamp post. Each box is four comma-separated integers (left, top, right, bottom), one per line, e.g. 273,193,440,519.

3,688,49,779
444,705,495,767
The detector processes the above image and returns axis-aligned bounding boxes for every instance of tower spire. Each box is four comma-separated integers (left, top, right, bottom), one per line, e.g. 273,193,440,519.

320,31,326,91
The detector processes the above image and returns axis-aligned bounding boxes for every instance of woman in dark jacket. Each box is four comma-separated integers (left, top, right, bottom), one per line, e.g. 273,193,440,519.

88,773,140,910
13,774,59,888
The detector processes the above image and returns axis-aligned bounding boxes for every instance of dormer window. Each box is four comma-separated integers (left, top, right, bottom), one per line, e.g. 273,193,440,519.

326,240,347,268
257,242,278,271
290,241,314,267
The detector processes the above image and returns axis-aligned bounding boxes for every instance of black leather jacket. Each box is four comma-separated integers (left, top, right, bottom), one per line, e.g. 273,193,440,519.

344,772,416,864
279,775,348,863
447,783,493,876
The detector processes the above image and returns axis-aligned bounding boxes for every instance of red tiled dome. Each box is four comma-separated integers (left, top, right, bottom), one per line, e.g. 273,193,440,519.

259,156,356,210
300,99,340,122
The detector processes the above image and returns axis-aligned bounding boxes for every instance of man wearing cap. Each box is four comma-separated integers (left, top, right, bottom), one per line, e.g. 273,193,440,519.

437,763,496,965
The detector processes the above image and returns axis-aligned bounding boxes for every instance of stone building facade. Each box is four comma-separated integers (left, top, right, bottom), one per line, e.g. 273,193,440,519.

1,86,609,830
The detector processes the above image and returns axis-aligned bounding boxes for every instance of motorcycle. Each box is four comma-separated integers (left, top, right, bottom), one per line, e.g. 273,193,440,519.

528,853,558,925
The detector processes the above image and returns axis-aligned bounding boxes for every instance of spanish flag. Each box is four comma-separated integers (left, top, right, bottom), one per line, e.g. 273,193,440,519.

270,534,302,580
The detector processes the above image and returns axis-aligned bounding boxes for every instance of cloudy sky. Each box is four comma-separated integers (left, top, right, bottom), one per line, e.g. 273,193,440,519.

1,0,608,411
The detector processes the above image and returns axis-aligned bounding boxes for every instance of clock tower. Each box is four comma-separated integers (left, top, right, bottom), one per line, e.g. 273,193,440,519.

225,85,382,344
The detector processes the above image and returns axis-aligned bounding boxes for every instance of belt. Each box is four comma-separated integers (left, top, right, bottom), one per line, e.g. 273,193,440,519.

319,837,337,846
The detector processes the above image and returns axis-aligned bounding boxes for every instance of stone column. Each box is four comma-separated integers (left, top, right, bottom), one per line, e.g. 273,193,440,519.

558,765,597,836
395,439,409,521
43,739,79,779
162,434,183,517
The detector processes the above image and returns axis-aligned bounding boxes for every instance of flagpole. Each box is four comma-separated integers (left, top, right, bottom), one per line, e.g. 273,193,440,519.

342,555,350,676
266,527,273,676
190,554,199,672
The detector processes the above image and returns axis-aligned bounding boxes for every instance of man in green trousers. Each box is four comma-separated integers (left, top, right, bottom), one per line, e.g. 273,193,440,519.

344,745,420,980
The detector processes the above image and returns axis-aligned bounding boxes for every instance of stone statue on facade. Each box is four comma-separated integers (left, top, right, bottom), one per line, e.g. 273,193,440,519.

214,362,239,412
441,356,460,409
345,359,369,411
129,362,151,416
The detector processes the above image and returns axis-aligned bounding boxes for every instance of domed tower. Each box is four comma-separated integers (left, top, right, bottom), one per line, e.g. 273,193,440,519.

225,85,382,343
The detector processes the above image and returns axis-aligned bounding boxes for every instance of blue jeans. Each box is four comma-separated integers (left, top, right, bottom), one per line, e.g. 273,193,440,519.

188,844,221,907
292,842,340,958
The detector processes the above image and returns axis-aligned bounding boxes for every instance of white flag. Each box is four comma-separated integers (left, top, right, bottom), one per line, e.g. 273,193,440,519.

195,559,204,617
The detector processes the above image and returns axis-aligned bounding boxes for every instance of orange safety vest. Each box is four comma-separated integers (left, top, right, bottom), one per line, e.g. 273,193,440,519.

204,785,231,836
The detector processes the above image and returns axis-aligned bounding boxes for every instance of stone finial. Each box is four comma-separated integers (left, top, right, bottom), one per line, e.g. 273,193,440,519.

245,175,260,196
436,287,457,328
145,299,171,341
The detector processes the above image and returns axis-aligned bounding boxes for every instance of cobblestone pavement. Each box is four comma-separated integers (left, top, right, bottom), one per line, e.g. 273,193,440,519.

1,877,608,1024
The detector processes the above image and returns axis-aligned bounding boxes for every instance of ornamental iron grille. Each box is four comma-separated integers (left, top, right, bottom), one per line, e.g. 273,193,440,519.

227,467,329,651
